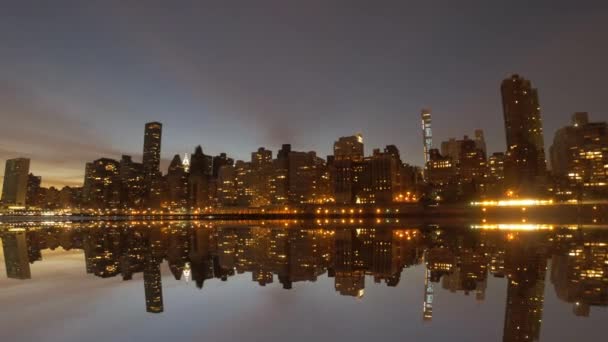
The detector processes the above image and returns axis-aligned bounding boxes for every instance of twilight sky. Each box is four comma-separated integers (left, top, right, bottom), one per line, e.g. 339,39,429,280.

1,0,607,189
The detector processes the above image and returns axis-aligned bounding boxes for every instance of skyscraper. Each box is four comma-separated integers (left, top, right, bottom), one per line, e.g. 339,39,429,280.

143,122,162,179
143,122,162,207
421,109,433,164
501,75,547,192
1,158,30,206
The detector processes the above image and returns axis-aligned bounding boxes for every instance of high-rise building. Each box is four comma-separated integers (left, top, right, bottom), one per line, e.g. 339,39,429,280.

501,75,547,192
550,112,607,193
421,109,433,164
1,158,30,206
333,134,364,204
189,146,212,208
143,122,162,207
143,122,162,180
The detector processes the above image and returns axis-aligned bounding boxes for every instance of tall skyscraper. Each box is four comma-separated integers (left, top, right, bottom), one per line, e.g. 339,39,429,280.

421,109,433,164
143,122,162,207
1,158,30,206
143,122,162,179
501,75,547,191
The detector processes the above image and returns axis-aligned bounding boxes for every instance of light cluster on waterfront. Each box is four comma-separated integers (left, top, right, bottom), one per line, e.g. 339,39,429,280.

2,74,607,213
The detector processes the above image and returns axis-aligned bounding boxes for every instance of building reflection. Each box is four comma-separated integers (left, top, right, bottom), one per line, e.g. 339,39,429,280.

1,221,607,340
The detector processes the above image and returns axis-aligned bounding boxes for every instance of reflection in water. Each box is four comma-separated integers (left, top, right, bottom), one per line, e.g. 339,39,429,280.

1,221,607,341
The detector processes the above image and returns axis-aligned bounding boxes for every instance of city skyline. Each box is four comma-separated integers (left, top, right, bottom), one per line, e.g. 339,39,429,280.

1,1,608,190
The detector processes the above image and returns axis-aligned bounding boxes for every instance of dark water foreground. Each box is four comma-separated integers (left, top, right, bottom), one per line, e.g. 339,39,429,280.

1,220,607,342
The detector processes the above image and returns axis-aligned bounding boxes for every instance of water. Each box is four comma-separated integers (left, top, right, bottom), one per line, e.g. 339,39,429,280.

1,220,607,341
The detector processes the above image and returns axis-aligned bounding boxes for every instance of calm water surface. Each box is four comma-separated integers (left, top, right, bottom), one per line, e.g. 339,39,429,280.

1,220,607,342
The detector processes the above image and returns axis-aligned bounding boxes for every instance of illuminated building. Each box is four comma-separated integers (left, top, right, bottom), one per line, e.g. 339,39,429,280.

488,152,506,181
82,158,121,209
270,144,291,205
369,147,401,204
288,151,321,204
425,149,457,186
143,122,163,207
551,235,608,317
234,160,254,206
1,229,32,279
421,109,433,164
550,112,607,195
166,154,189,209
250,148,273,206
1,157,30,206
457,138,487,184
217,165,237,206
501,74,547,193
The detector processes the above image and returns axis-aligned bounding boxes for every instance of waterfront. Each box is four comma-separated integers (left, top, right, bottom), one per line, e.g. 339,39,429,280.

1,220,607,341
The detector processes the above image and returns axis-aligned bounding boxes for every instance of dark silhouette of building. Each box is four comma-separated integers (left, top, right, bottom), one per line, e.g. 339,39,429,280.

166,154,189,209
119,155,145,209
26,173,42,207
501,74,547,193
1,158,30,206
189,146,212,208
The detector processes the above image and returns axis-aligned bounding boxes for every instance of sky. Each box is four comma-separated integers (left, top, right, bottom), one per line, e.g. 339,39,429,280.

1,0,608,190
